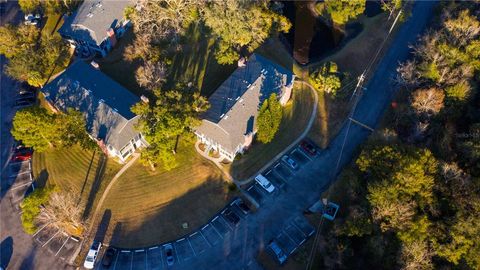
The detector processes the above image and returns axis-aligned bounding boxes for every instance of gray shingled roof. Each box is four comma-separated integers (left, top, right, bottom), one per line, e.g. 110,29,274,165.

59,0,133,45
41,61,141,151
196,54,294,154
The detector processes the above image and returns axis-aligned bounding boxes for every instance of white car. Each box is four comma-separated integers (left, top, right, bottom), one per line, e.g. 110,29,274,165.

255,174,275,193
83,241,102,269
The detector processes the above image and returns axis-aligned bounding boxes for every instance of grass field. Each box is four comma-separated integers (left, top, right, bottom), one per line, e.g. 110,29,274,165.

32,145,122,219
227,83,315,180
99,141,237,248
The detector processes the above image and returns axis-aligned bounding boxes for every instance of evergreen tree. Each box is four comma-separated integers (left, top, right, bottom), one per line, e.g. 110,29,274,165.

256,93,282,143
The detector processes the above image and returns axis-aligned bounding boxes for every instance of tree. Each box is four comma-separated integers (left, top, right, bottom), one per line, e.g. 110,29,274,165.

11,106,93,152
18,0,42,13
410,87,445,116
11,106,63,152
203,0,291,64
135,61,168,91
36,191,85,237
20,186,55,234
132,86,209,169
381,0,402,18
256,93,282,143
309,62,342,96
322,0,365,26
0,25,69,87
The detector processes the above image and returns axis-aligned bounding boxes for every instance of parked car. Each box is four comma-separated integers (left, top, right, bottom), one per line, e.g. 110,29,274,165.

102,247,116,268
83,241,102,269
11,147,33,162
164,243,175,266
255,174,275,193
235,199,251,214
300,140,317,156
223,209,240,226
281,155,298,170
268,240,287,265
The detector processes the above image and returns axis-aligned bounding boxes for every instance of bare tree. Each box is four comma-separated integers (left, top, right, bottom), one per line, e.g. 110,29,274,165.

36,191,85,237
135,61,168,90
411,87,445,116
400,240,433,270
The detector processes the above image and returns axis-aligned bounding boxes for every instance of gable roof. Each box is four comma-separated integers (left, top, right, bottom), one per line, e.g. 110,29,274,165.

59,0,133,45
41,61,141,151
196,54,294,154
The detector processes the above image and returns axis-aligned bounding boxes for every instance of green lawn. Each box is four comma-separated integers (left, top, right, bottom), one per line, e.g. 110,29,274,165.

99,141,238,248
42,12,63,35
32,145,122,219
227,84,315,180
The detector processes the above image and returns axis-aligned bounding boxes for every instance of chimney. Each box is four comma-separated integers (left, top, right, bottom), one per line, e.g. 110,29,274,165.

238,57,246,67
90,61,100,69
107,28,117,47
140,95,149,103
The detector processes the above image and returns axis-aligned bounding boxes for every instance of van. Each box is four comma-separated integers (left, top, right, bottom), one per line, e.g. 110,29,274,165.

255,174,275,193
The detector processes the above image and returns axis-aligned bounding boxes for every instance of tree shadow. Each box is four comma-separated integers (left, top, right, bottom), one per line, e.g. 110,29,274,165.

0,236,13,269
107,177,236,248
82,153,107,219
35,169,49,188
93,209,111,243
78,149,96,204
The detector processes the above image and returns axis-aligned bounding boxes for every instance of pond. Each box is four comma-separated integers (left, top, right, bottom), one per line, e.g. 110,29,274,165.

280,0,382,65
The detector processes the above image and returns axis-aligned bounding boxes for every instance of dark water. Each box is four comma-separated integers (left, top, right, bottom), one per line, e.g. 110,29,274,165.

280,0,382,64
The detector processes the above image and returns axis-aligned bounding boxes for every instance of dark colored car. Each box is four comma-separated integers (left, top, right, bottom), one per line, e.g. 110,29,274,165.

223,209,240,225
300,140,317,156
102,247,116,268
11,147,33,162
236,199,251,214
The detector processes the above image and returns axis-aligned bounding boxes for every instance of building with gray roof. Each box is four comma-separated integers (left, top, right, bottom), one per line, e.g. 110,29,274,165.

195,54,295,161
58,0,134,58
41,61,146,163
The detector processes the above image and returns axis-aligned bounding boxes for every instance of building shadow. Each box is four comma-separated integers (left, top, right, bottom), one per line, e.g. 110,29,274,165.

0,236,13,269
82,153,107,219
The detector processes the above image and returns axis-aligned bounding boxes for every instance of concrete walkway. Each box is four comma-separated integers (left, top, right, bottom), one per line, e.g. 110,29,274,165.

195,80,319,186
70,153,140,264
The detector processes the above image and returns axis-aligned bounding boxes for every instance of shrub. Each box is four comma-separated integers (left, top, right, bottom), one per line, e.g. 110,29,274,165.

20,185,55,234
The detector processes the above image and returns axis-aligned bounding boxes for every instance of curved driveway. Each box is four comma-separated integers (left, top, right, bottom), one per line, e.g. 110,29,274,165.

103,2,438,270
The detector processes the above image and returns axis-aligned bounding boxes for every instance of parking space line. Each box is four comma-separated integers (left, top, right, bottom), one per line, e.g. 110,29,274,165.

296,148,313,161
42,230,61,247
145,249,148,270
130,251,133,270
113,249,120,270
172,241,181,262
208,223,223,239
187,238,196,256
55,236,70,256
33,222,52,237
218,215,233,231
10,182,32,190
198,230,211,247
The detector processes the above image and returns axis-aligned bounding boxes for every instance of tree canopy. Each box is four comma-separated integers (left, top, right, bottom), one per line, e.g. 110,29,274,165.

131,85,209,170
256,93,283,143
11,106,93,152
203,0,291,64
0,24,69,87
309,62,342,96
321,0,366,26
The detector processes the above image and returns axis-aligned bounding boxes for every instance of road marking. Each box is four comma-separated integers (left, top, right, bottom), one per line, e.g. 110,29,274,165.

10,182,32,190
135,249,144,252
209,223,223,239
198,230,211,247
42,230,61,247
113,248,120,270
187,237,196,257
173,242,180,262
148,246,159,250
348,117,374,132
55,236,70,256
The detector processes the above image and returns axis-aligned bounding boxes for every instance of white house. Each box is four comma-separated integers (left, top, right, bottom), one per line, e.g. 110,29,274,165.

58,0,134,58
41,61,147,163
195,54,295,161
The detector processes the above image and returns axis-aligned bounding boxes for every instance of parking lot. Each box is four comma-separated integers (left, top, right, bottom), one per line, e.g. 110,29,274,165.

245,140,318,206
5,158,82,264
97,199,249,270
271,216,315,257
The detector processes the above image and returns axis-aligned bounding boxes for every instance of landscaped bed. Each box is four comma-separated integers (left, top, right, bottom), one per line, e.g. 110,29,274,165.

227,83,315,180
99,142,238,248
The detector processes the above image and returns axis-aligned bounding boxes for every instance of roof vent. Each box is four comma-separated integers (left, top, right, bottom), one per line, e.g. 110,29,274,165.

90,61,100,69
238,57,247,67
140,95,149,103
98,99,104,104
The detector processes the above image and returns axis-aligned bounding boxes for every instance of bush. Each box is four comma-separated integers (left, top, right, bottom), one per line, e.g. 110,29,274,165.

20,185,55,234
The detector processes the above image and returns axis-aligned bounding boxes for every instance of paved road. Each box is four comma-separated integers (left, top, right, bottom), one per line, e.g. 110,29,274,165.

150,1,437,269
